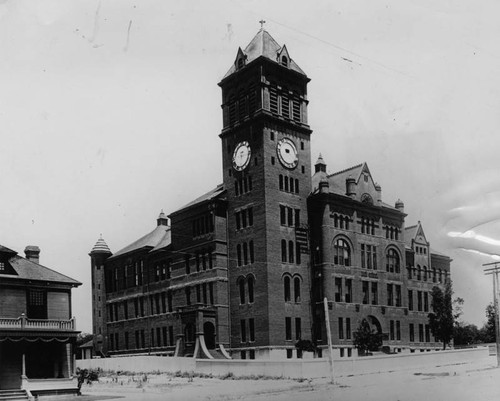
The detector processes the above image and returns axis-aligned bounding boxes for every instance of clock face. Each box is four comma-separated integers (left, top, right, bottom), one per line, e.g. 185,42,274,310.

232,141,251,171
277,138,298,169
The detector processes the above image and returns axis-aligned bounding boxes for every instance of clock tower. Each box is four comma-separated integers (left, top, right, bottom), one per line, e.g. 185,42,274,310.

219,27,313,358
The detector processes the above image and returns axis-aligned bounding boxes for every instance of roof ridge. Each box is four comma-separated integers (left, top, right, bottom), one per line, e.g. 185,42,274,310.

328,163,364,177
405,224,418,230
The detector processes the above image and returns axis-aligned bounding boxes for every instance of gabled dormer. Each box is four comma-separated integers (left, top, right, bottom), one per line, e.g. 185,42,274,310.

234,47,247,71
0,245,18,275
277,44,291,68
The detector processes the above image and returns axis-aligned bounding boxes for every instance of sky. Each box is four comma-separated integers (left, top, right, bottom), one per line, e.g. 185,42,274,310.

1,0,500,333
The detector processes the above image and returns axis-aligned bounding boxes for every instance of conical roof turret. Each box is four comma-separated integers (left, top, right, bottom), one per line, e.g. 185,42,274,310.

90,235,112,255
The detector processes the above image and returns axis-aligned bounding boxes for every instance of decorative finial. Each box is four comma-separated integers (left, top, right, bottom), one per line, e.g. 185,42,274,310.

259,20,266,29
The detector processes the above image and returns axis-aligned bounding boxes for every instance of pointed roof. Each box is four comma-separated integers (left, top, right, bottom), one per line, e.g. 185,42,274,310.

0,249,81,286
405,221,428,247
0,244,17,255
223,29,306,79
109,224,171,260
90,235,112,255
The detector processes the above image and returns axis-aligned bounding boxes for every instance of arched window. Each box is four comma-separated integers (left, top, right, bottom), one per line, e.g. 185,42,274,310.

248,276,254,303
288,240,294,263
281,240,287,263
279,175,283,190
281,55,288,67
345,216,349,230
284,276,291,302
284,176,289,192
334,239,350,266
294,277,301,303
239,278,245,304
386,248,400,273
417,265,422,281
237,244,242,267
290,178,294,193
295,179,299,193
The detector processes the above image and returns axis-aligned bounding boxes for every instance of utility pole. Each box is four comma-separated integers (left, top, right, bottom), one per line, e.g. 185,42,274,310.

323,297,335,384
483,262,500,367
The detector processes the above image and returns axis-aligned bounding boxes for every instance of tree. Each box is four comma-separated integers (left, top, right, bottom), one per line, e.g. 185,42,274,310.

478,302,496,343
453,323,480,346
353,319,383,355
428,282,454,349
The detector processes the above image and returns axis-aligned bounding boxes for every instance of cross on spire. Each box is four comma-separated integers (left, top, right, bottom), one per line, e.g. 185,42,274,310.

259,19,266,29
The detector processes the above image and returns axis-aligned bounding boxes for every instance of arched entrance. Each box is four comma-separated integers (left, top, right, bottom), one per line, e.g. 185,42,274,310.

203,322,216,350
366,315,382,334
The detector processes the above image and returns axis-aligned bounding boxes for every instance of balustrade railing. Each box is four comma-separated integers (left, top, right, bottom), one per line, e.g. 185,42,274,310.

0,314,75,330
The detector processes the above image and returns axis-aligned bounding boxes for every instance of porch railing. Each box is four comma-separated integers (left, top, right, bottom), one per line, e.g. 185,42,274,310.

0,314,75,330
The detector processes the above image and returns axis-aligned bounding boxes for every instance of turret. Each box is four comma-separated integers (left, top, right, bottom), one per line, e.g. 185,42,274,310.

89,235,112,357
346,176,357,199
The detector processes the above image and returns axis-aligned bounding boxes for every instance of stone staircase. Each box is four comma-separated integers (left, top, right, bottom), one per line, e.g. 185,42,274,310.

0,390,29,401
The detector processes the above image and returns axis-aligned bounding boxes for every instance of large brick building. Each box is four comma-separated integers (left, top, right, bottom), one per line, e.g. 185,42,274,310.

90,28,451,360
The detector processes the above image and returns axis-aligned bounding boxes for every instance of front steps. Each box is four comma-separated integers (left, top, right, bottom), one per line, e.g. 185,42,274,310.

0,390,29,401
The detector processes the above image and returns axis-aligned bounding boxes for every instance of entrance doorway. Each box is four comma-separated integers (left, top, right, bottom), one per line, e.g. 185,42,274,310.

203,322,216,349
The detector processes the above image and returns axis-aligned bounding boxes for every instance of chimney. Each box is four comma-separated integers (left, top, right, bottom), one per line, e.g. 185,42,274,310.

346,176,356,199
25,246,40,264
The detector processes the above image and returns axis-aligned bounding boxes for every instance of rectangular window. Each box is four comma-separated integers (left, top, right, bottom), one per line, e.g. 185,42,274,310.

396,321,401,341
424,292,429,312
135,330,140,349
241,209,247,228
163,327,167,347
335,278,342,302
390,320,395,340
295,209,300,227
186,287,191,306
345,279,352,303
285,317,292,340
249,318,255,342
280,205,286,225
395,285,402,307
408,290,414,311
236,211,241,229
287,207,293,226
169,326,174,346
362,281,369,304
185,255,190,275
361,244,365,268
409,324,414,342
156,327,161,347
123,301,128,320
294,317,302,340
372,246,377,270
425,324,430,342
248,207,253,226
387,284,393,306
371,282,378,305
240,320,247,342
417,291,422,311
125,332,129,349
338,317,344,340
346,318,351,339
367,245,372,269
419,324,424,342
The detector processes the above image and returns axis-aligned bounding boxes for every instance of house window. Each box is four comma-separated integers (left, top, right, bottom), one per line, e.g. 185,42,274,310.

295,318,301,340
346,318,351,339
239,278,245,304
285,317,292,340
408,290,414,311
387,284,393,306
395,285,402,307
241,320,247,342
294,277,301,303
284,276,291,302
345,279,352,303
281,240,287,262
371,282,378,305
280,205,286,225
288,240,294,263
249,318,255,342
333,239,350,266
409,324,414,342
338,317,344,339
390,320,395,340
396,321,401,340
424,292,429,312
335,277,342,302
386,249,400,273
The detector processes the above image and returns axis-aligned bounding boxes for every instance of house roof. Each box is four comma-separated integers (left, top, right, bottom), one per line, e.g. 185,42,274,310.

223,29,306,79
0,254,81,286
172,184,225,215
109,224,172,260
0,245,17,255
